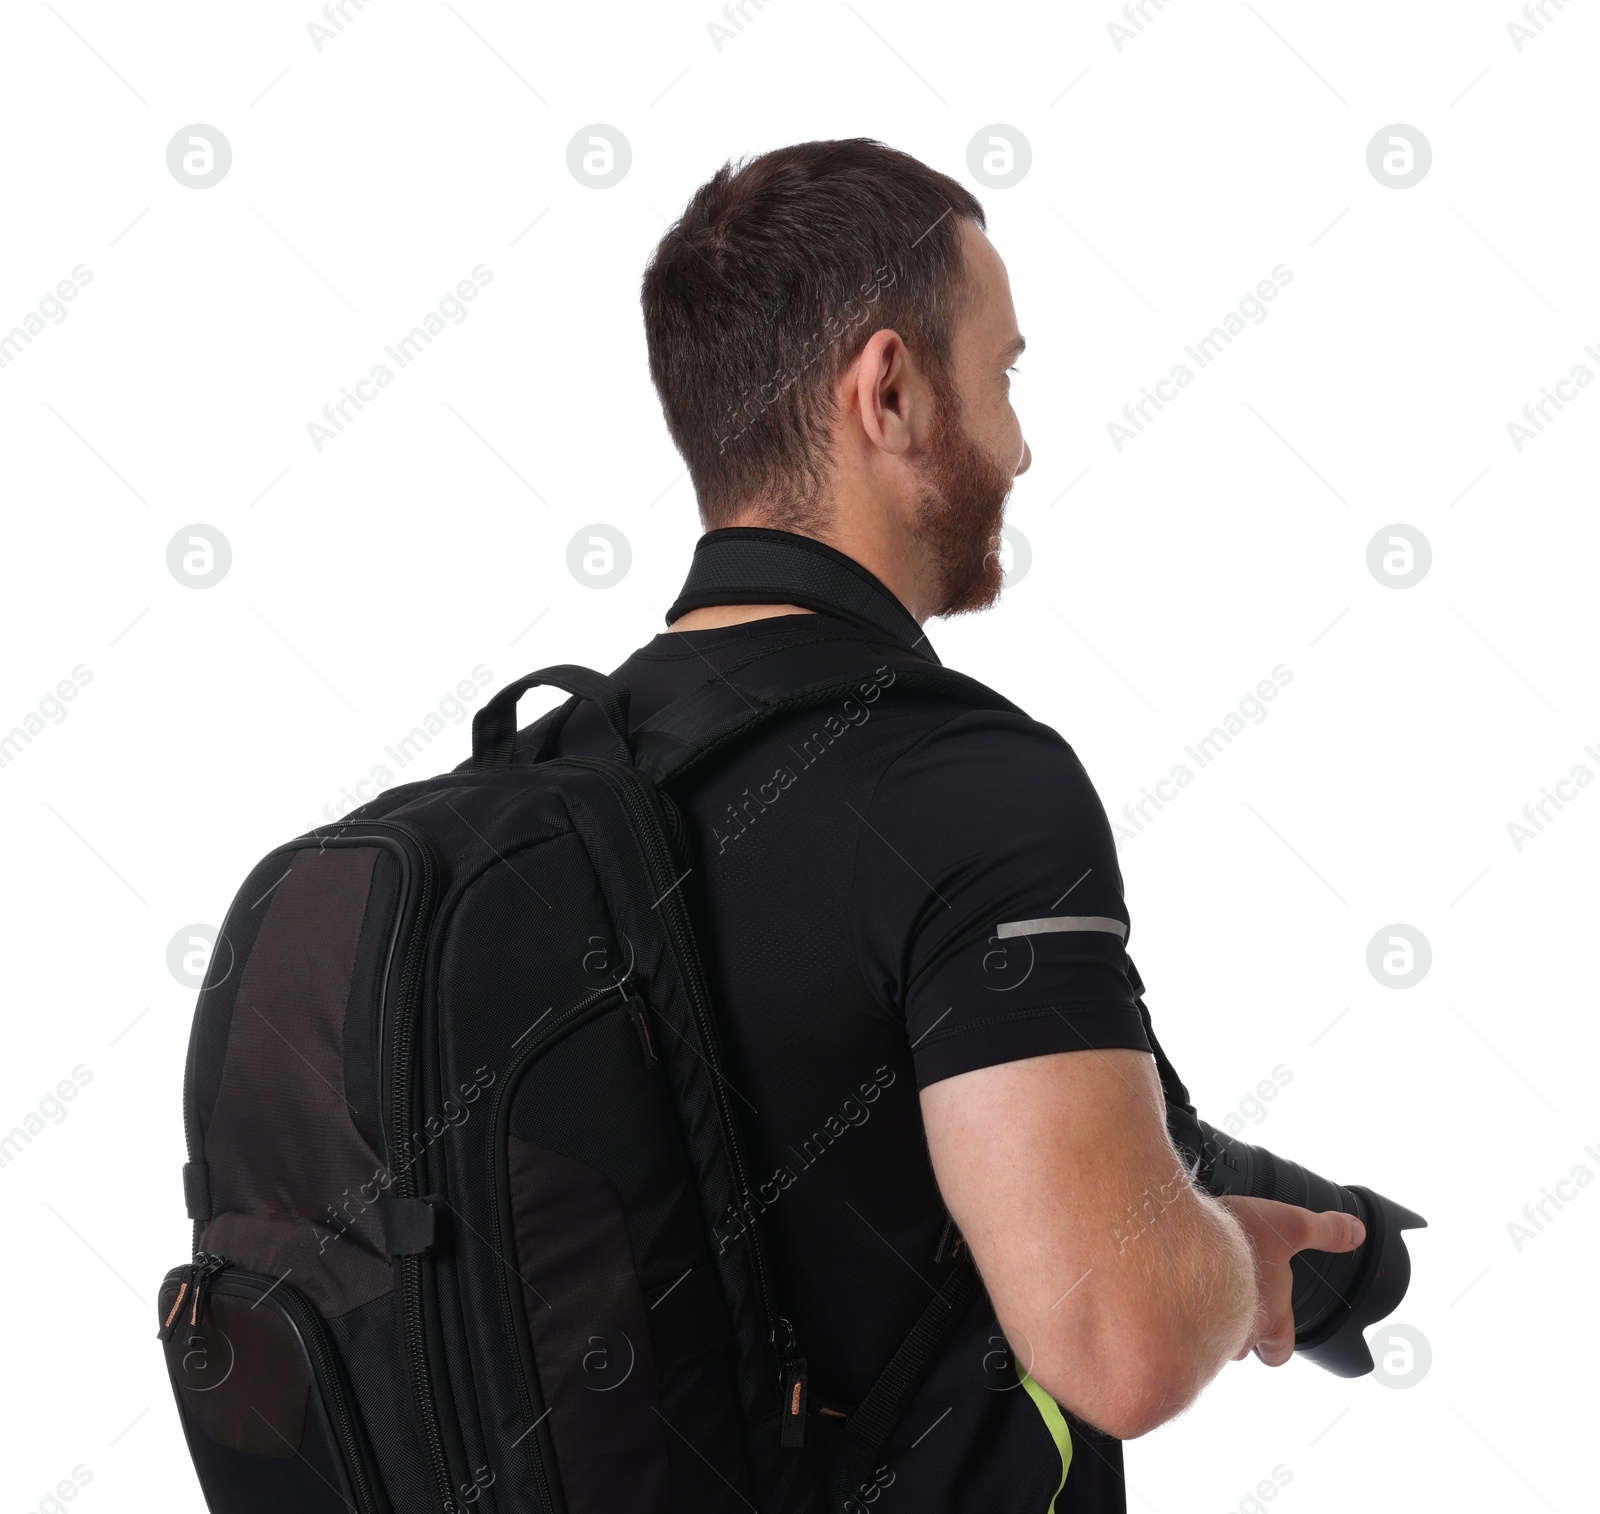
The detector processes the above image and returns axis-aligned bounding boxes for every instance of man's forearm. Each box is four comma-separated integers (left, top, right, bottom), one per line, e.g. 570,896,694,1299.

924,1049,1261,1442
1180,1188,1260,1366
1111,1167,1259,1433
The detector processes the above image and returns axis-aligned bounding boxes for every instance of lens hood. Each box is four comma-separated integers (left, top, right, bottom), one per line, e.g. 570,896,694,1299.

1292,1184,1427,1377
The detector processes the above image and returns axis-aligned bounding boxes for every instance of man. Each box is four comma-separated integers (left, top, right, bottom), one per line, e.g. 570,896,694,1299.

550,139,1362,1512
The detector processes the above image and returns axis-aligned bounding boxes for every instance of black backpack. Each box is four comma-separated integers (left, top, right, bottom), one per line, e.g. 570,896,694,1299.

160,636,1014,1514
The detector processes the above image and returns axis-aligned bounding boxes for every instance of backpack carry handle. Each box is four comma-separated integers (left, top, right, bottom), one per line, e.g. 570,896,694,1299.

472,665,633,767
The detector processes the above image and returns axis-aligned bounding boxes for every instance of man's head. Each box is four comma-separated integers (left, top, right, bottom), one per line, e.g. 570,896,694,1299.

642,139,1030,621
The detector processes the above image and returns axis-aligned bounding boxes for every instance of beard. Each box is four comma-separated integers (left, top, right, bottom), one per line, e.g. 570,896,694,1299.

910,383,1016,618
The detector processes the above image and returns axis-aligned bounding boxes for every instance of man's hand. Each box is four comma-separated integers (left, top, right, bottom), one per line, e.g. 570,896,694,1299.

1219,1197,1366,1367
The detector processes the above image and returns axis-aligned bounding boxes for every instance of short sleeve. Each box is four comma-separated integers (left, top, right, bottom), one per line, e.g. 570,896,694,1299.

852,708,1152,1088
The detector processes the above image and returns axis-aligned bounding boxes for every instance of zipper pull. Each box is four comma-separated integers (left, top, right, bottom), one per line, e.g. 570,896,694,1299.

775,1318,808,1447
780,1356,809,1447
185,1254,230,1344
159,1264,195,1342
627,994,659,1068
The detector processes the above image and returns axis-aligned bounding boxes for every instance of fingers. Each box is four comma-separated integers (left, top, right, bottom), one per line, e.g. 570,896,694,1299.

1253,1318,1296,1368
1221,1198,1369,1371
1247,1274,1297,1368
1297,1208,1366,1255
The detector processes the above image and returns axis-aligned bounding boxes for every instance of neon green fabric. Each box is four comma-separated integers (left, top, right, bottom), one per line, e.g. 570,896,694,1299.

1016,1367,1073,1512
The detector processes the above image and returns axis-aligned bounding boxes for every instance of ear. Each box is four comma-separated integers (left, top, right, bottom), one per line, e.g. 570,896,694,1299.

849,328,921,459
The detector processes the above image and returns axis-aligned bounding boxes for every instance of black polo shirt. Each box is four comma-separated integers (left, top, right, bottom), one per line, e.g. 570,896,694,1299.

552,583,1152,1511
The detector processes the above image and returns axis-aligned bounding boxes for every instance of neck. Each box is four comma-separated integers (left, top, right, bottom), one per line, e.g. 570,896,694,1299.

805,513,932,624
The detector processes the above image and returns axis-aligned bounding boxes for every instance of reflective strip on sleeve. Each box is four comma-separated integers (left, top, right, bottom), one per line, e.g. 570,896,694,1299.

1016,1367,1073,1513
994,915,1128,941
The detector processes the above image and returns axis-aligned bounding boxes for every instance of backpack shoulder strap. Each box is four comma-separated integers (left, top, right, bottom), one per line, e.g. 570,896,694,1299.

832,1259,982,1498
629,627,1021,786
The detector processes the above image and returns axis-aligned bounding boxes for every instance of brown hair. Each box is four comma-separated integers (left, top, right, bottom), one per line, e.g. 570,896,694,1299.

641,139,984,529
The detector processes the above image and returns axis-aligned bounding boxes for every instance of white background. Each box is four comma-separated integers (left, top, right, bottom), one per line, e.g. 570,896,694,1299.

1,2,1596,1510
